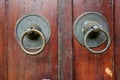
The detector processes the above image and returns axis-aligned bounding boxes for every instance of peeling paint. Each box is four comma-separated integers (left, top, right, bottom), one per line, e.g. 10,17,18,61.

105,68,112,77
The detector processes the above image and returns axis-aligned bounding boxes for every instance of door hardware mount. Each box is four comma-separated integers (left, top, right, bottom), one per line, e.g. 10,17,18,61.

73,12,111,54
15,14,51,55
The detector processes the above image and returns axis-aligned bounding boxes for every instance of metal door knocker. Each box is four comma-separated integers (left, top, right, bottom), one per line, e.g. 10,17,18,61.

73,12,111,54
15,14,51,55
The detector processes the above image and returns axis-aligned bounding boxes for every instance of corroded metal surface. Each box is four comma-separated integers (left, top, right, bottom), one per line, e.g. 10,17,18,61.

84,26,111,54
73,12,109,47
20,29,46,55
15,14,51,49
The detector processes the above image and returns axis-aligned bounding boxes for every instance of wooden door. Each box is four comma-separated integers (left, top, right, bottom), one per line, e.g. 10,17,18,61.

0,0,73,80
0,0,119,80
73,0,114,80
1,0,58,80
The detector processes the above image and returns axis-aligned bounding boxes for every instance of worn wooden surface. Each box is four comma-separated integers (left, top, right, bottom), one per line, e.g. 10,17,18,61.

0,0,118,80
115,0,120,80
58,0,73,80
0,0,7,80
7,0,58,80
73,0,114,80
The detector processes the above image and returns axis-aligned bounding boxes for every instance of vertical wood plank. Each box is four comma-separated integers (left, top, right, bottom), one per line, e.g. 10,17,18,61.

73,0,114,80
58,0,73,80
7,0,58,80
0,0,7,80
115,0,120,79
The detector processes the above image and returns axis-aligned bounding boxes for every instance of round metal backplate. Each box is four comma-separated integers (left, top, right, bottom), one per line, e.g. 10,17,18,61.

73,12,109,47
15,14,51,49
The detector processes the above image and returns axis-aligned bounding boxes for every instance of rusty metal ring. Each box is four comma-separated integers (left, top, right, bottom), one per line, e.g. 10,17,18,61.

20,29,46,55
84,28,111,54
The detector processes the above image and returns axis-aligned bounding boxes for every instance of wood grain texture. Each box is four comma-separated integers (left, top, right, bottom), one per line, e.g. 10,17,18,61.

0,0,7,80
73,0,114,80
58,0,73,80
115,0,120,80
7,0,58,80
1,0,117,80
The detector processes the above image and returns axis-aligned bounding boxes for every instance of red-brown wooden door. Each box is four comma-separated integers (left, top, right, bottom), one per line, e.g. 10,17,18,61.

73,0,114,80
1,0,58,80
0,0,119,80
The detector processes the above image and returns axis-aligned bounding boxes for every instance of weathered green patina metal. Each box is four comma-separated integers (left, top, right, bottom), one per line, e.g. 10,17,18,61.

20,28,46,55
73,12,110,48
15,14,51,50
84,26,111,54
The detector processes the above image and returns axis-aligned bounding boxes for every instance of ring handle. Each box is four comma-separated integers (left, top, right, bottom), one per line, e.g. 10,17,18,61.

84,27,111,54
20,29,46,55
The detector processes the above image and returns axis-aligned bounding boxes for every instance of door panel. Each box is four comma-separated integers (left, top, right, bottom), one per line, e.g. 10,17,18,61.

115,0,120,80
0,0,7,80
0,0,118,80
73,0,114,80
7,0,58,80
